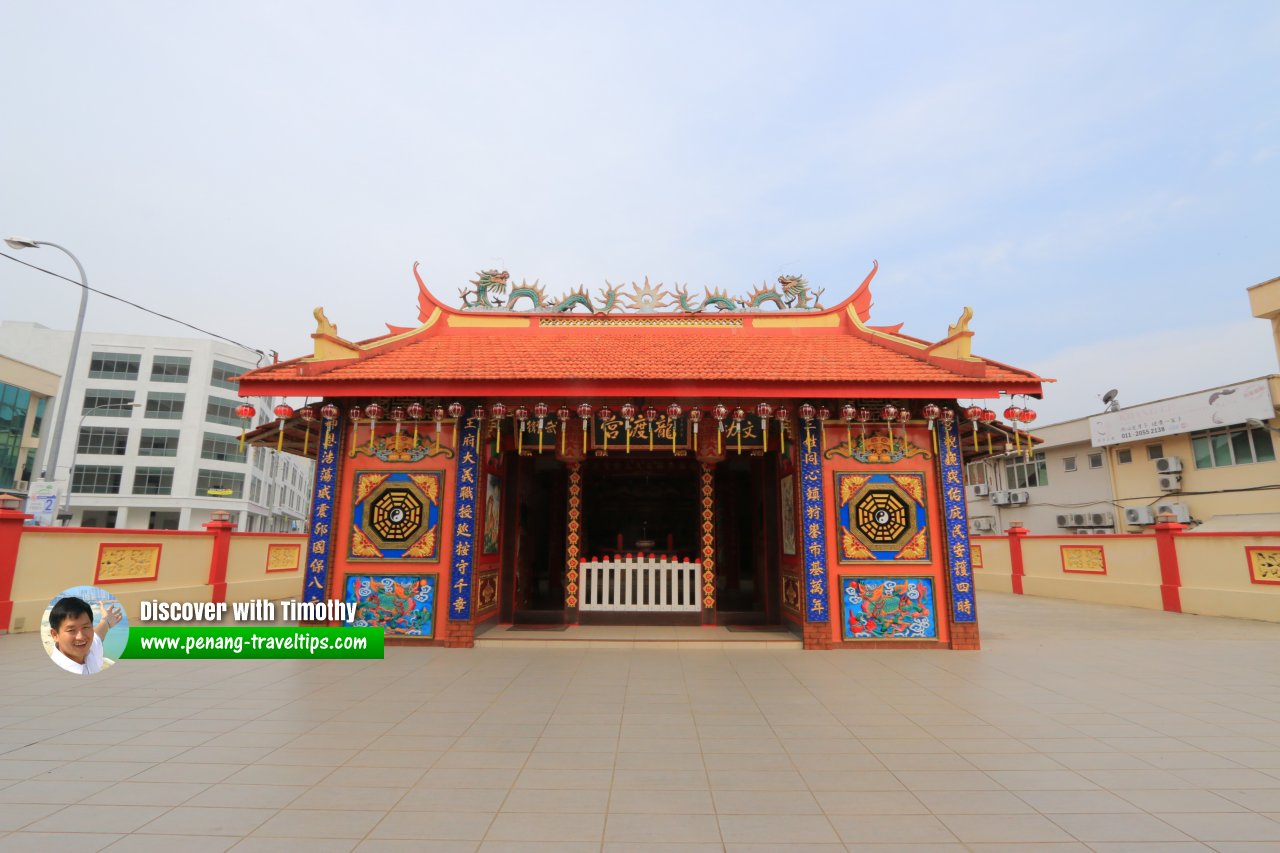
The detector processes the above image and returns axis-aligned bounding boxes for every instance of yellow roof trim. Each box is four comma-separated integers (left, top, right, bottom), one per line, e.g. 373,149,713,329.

845,305,926,349
447,314,532,328
752,314,840,328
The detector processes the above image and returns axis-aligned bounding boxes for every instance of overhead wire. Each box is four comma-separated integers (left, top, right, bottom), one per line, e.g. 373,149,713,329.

1,250,267,357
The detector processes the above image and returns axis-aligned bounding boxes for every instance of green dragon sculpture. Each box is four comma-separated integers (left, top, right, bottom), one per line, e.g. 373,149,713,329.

458,270,823,313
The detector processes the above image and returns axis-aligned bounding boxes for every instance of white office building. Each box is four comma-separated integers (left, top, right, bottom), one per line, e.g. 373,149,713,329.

0,322,312,531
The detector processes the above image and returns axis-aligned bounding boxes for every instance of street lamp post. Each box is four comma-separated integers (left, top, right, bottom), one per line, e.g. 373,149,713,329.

4,237,90,503
65,401,141,520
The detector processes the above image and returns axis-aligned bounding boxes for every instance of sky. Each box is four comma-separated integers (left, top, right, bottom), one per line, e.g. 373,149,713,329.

2,1,1277,424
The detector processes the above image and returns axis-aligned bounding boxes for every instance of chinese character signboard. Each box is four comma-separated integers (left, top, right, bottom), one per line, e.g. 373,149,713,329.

937,417,976,622
449,417,482,620
303,414,342,603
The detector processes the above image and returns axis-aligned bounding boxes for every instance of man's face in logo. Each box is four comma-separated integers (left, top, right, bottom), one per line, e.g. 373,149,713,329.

51,612,93,664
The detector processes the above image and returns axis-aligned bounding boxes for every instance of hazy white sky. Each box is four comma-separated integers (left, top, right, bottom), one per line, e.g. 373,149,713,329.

2,1,1277,423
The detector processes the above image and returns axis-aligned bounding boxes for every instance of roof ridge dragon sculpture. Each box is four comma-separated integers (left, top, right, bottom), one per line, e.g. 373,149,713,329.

453,270,825,314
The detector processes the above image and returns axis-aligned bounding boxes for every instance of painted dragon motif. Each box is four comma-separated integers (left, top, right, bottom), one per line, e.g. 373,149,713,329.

504,279,546,311
778,274,823,310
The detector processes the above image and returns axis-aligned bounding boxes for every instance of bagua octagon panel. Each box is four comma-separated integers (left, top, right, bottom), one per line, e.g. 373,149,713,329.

349,471,444,561
836,472,931,563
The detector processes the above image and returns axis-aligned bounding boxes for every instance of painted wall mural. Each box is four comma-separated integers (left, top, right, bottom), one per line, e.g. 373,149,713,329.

840,577,937,639
344,574,436,637
349,471,443,561
482,473,502,555
303,414,342,603
836,472,930,563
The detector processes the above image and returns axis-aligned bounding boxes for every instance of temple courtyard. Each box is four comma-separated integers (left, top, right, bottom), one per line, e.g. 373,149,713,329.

2,592,1280,852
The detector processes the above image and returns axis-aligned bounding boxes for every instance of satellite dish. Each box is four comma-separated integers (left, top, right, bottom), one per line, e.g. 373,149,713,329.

1101,389,1118,404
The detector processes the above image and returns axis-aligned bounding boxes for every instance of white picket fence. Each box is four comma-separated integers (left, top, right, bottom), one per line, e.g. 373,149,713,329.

579,555,701,612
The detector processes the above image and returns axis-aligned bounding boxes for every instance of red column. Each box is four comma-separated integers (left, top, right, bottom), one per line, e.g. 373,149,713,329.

1006,522,1029,595
0,502,33,634
1152,515,1185,613
203,517,236,605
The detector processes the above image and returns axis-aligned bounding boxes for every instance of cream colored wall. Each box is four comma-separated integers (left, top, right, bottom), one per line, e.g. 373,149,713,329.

971,536,1013,593
1111,428,1280,526
9,530,215,633
225,535,306,605
1019,535,1164,610
1176,533,1280,621
0,355,59,396
7,530,305,633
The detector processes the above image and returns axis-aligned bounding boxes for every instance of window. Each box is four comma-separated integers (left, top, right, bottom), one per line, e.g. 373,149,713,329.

964,461,987,486
87,352,139,380
79,509,117,528
1191,424,1277,468
77,426,129,455
1147,443,1164,460
1063,456,1077,472
196,468,245,498
145,391,186,420
1117,449,1132,464
1088,452,1103,469
149,511,180,530
206,396,243,426
139,429,180,457
31,397,46,437
250,477,263,503
210,360,244,391
150,355,191,383
201,432,246,463
1004,451,1048,489
72,464,122,494
132,466,174,495
82,390,135,416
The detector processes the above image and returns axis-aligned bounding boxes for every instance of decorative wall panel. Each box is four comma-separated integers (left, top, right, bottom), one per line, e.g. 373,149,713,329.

839,576,937,639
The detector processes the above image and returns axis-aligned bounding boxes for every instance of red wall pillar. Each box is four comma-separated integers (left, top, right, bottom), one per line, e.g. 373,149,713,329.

203,516,236,605
1153,515,1185,613
1006,522,1029,595
0,501,33,633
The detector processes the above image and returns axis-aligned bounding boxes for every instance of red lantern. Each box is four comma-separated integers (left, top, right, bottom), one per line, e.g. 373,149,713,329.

490,402,507,452
775,405,790,454
980,408,997,424
576,402,593,450
1003,405,1023,422
940,407,955,425
1019,408,1037,424
298,404,316,454
880,404,898,423
756,403,773,451
964,405,984,422
406,402,425,421
620,403,636,453
235,403,256,453
514,405,529,453
817,405,830,422
299,405,315,422
472,404,485,421
799,403,815,422
688,407,703,444
320,403,339,421
841,403,856,422
447,402,464,420
665,403,682,453
391,406,407,423
271,404,294,453
922,403,941,421
364,403,384,421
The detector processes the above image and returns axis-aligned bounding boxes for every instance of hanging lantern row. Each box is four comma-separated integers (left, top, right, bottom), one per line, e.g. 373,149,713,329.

286,397,1037,460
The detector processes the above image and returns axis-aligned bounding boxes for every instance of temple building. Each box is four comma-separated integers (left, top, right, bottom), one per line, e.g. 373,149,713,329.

237,263,1045,649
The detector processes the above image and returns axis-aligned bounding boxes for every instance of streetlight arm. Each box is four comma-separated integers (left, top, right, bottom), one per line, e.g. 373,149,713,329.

19,241,90,493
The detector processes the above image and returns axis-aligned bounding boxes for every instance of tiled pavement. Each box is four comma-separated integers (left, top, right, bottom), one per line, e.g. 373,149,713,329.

2,591,1280,852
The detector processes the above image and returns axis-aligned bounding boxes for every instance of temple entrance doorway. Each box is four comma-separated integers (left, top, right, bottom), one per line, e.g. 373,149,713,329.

579,457,701,624
501,452,567,625
714,454,781,626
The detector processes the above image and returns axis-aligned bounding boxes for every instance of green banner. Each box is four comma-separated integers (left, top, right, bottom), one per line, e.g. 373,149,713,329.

120,627,384,659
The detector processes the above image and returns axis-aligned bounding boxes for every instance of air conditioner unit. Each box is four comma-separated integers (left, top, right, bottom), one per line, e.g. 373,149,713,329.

990,490,1012,506
1090,528,1111,535
1159,474,1182,492
1070,512,1088,527
1155,456,1183,474
1155,501,1191,523
1089,511,1114,526
1008,490,1029,506
1124,506,1156,525
971,517,996,532
970,483,990,498
1056,514,1072,528
1075,528,1092,535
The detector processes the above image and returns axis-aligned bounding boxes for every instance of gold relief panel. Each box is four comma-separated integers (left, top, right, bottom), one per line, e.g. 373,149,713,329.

265,544,301,573
94,544,161,584
1246,547,1280,585
1060,545,1106,575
